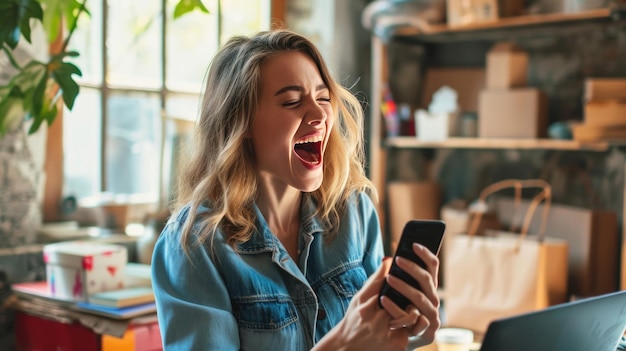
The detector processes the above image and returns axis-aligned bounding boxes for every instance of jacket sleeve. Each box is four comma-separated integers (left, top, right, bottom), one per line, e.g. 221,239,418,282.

151,213,240,350
356,192,385,277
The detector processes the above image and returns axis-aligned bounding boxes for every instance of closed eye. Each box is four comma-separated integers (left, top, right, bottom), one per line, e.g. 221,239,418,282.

282,100,300,107
317,97,331,104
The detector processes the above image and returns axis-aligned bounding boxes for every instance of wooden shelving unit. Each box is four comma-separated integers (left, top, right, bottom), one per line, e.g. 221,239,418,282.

367,6,625,230
393,8,614,37
386,136,612,152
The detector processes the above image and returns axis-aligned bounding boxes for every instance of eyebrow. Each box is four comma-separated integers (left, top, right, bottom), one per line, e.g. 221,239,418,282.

274,83,328,96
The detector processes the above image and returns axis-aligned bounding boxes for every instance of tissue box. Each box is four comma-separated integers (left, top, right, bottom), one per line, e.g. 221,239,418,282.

415,110,460,141
43,241,127,301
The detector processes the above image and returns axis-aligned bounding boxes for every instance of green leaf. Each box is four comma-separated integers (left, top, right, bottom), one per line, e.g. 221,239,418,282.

64,0,90,33
30,68,48,120
39,0,89,43
0,0,44,49
11,61,46,95
41,0,63,43
173,0,209,19
43,99,58,126
0,95,26,135
27,109,45,134
50,50,80,61
51,61,82,110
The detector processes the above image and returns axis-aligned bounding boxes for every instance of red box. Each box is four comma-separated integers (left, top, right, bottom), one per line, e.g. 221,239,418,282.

15,311,100,351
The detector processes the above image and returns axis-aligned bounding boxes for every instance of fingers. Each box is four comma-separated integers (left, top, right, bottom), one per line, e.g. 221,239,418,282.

384,245,441,326
388,245,439,307
385,274,438,321
384,302,419,330
414,314,439,344
413,243,439,288
408,314,430,337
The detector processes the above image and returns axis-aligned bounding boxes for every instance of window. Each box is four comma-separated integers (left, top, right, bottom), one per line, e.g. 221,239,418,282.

63,0,270,205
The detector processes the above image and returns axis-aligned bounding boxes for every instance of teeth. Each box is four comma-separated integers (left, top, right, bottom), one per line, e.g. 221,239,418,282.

295,135,323,144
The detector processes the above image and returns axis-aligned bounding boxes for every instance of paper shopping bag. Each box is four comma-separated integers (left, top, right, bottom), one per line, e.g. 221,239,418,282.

496,198,619,297
443,179,569,333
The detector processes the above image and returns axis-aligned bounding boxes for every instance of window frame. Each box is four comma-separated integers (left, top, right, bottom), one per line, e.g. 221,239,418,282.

43,0,286,221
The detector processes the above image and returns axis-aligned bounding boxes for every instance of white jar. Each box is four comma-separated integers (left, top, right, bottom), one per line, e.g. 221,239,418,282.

435,328,474,351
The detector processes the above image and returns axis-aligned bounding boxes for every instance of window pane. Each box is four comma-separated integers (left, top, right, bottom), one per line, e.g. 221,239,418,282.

105,91,161,198
220,0,271,44
165,0,219,93
107,0,162,88
69,0,103,84
165,93,201,121
64,87,102,199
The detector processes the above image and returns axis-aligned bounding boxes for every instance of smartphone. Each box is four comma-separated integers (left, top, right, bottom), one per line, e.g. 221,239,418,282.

379,219,446,310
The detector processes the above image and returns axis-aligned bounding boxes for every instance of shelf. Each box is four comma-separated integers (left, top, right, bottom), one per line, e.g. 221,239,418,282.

386,136,613,152
392,8,622,42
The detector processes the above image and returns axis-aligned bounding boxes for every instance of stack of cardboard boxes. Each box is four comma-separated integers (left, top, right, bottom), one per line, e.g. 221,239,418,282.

572,79,626,141
478,42,548,139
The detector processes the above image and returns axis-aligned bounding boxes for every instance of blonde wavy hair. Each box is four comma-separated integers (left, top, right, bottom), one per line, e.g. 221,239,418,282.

175,29,377,253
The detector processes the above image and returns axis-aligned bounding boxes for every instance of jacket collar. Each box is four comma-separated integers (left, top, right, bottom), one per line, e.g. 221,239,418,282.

235,193,326,254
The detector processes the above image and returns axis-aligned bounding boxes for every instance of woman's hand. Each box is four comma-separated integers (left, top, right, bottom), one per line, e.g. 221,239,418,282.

313,258,413,351
382,243,441,346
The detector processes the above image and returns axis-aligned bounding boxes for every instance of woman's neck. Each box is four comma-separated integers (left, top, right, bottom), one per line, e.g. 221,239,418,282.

256,178,302,258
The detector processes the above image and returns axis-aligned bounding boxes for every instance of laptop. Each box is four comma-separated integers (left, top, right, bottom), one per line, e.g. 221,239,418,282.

479,290,626,351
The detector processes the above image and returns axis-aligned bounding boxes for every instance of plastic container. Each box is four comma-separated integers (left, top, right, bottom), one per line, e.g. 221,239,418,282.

435,328,474,351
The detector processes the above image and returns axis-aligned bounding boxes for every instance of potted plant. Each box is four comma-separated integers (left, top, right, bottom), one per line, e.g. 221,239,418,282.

0,0,209,136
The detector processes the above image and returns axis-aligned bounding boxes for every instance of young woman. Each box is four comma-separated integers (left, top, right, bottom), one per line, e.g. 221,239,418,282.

151,29,440,351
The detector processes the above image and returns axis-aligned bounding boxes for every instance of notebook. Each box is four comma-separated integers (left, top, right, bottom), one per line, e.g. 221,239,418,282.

479,290,626,351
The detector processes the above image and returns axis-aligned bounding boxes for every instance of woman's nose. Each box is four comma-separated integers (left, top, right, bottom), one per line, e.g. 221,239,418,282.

305,103,327,126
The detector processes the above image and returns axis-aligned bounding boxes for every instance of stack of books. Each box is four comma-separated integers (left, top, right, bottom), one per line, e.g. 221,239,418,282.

11,263,156,320
77,286,156,319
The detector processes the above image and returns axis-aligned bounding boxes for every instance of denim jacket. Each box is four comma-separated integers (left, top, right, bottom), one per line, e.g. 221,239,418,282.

152,192,384,350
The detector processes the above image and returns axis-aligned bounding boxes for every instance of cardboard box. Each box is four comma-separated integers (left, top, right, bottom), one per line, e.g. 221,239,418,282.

478,88,548,138
585,78,626,101
584,101,626,127
387,181,441,253
420,68,486,113
44,241,128,301
497,198,619,297
486,42,529,89
572,123,626,142
498,0,526,17
447,0,499,26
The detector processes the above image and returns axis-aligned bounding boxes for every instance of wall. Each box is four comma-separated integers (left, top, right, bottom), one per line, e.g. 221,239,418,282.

285,0,372,107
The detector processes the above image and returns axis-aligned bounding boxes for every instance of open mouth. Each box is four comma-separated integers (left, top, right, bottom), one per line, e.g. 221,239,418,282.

294,135,323,165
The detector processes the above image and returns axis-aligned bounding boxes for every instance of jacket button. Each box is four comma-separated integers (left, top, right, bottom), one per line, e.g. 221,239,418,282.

317,308,326,320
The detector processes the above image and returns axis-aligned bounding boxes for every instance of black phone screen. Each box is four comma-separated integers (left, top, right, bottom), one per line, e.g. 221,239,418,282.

378,220,446,310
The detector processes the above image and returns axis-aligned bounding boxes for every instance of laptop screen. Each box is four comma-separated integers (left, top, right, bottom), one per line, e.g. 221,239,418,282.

480,291,626,351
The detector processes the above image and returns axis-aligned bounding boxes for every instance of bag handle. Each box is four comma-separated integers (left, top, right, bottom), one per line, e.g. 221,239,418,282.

467,179,552,250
